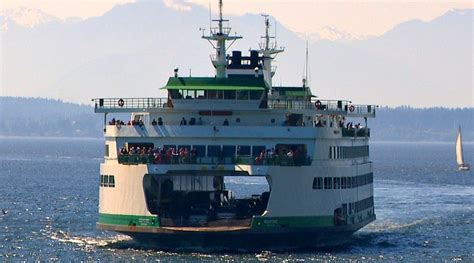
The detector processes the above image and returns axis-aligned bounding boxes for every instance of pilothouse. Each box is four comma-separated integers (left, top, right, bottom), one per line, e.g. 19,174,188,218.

93,0,377,249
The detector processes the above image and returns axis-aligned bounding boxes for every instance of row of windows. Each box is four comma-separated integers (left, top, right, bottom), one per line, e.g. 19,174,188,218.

347,196,374,214
100,175,115,187
329,146,369,159
124,144,284,158
169,89,264,100
312,172,373,190
158,144,267,157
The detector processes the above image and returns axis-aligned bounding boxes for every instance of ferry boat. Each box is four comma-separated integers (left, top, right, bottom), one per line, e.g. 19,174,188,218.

93,1,376,249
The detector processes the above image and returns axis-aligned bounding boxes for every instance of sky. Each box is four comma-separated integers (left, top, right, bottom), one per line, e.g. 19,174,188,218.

2,0,472,37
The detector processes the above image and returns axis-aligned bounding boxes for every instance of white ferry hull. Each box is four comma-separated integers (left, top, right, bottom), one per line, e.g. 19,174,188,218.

98,215,375,250
92,1,378,250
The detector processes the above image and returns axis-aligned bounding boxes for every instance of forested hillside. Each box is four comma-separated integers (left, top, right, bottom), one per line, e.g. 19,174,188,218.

0,97,102,137
0,97,472,141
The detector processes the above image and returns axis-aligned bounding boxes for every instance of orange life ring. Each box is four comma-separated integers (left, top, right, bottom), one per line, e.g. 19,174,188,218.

118,99,125,107
349,105,355,112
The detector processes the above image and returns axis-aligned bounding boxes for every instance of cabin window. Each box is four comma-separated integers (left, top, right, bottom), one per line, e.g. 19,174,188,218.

237,145,251,156
249,90,263,100
100,175,115,188
169,89,183,99
207,145,221,157
324,177,333,189
222,145,236,157
105,145,109,157
196,90,205,99
192,145,206,157
224,90,236,100
341,177,347,189
207,90,223,100
312,177,323,189
109,176,115,187
183,90,195,99
252,146,266,157
334,177,341,189
236,91,249,100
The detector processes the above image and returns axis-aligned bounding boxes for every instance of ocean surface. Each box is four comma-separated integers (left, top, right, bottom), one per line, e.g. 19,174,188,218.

0,137,473,261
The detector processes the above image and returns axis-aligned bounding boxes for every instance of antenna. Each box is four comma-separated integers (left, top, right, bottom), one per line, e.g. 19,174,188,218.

274,20,277,47
305,40,309,84
208,3,212,32
303,40,310,99
218,0,223,34
219,0,223,21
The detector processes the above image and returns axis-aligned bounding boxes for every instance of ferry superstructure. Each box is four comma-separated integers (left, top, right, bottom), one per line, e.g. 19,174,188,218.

93,1,376,249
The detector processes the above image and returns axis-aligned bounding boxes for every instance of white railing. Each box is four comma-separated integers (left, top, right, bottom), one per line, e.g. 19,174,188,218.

93,97,376,117
93,98,170,111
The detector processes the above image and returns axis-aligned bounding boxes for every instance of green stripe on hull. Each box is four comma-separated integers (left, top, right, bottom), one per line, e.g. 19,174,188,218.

99,213,160,227
251,216,334,229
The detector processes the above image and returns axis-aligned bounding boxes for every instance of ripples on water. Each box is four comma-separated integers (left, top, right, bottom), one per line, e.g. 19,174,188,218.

0,138,473,261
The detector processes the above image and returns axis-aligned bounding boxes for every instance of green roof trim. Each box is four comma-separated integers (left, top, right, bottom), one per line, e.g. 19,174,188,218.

285,91,307,97
273,86,314,97
162,77,267,91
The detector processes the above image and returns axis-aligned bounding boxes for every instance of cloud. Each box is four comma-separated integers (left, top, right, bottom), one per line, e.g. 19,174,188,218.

163,0,192,12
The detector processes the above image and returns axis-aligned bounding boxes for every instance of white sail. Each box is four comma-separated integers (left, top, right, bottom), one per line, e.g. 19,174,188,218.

456,126,464,166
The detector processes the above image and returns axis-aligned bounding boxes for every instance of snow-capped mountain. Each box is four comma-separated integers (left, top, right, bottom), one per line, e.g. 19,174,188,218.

299,26,369,43
0,6,60,31
1,2,472,107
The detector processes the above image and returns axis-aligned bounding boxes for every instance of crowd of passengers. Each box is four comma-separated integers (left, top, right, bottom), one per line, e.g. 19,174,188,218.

119,146,309,166
109,117,231,127
315,117,365,130
120,146,197,164
109,117,366,130
109,118,146,126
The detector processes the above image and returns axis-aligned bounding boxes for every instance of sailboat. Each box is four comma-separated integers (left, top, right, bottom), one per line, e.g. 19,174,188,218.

456,126,470,171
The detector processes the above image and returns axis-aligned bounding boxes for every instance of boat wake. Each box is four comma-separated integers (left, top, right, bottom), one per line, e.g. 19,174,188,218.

364,219,427,232
48,229,132,251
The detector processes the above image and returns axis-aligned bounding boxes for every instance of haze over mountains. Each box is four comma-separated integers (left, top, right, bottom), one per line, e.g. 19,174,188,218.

1,2,472,107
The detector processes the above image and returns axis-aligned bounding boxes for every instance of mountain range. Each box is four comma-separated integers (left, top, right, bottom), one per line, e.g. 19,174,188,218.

1,2,472,107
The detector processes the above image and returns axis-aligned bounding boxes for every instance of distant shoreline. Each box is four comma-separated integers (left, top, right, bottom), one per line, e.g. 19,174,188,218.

0,135,103,140
0,135,472,144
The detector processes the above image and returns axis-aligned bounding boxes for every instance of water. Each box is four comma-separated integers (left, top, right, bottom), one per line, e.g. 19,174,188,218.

0,137,473,261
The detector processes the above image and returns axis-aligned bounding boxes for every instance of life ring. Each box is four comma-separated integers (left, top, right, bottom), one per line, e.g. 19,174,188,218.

118,99,125,107
349,105,355,112
315,100,322,109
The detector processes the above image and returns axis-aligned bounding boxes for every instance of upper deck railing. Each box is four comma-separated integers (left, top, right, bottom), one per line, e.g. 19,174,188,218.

93,97,376,117
93,98,170,111
268,98,375,116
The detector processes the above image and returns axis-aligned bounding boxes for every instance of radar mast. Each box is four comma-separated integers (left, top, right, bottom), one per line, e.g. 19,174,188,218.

202,0,242,78
258,15,284,90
